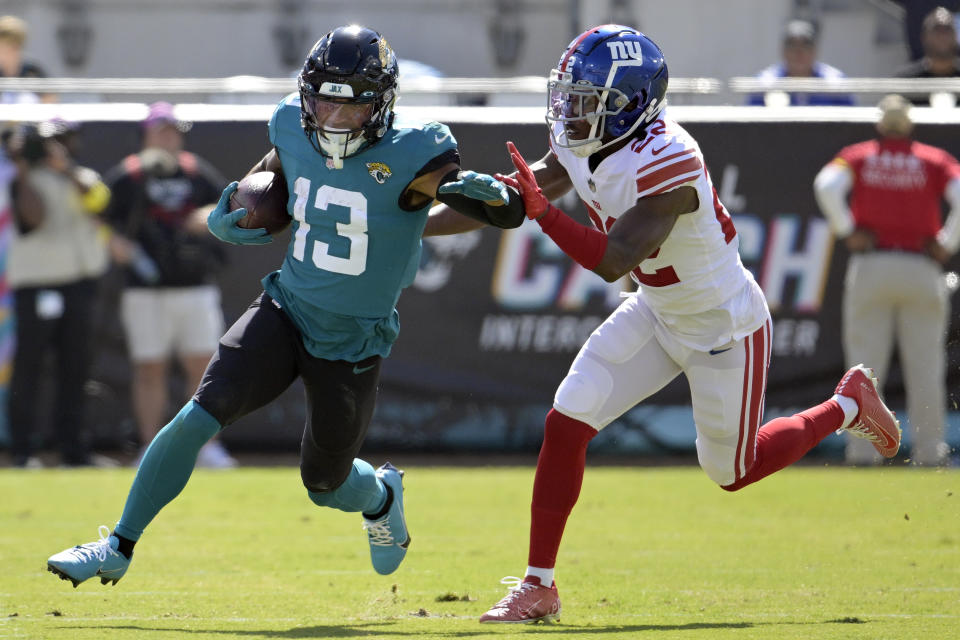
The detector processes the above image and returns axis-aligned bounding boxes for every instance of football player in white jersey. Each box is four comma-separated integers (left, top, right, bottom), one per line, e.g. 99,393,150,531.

428,24,901,624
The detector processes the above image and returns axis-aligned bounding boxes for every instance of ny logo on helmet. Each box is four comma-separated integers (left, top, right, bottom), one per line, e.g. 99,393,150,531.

606,41,643,61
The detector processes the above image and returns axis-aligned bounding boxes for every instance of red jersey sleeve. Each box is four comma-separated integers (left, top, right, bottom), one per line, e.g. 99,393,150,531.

938,148,960,184
911,142,960,193
833,141,872,174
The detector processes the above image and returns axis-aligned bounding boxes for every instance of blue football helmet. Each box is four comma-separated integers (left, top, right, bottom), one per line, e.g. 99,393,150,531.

547,24,668,158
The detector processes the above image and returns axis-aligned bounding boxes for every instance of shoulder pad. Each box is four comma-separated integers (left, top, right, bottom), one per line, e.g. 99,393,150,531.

269,92,302,147
392,115,457,152
632,122,703,198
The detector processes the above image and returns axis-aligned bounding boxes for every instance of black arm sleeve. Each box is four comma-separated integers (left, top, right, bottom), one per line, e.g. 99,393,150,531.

435,169,526,229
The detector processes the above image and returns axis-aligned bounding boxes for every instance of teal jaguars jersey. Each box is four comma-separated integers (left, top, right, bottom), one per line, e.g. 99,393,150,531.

262,92,458,362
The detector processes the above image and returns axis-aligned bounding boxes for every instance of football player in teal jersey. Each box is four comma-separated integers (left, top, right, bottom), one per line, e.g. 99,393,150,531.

47,24,526,587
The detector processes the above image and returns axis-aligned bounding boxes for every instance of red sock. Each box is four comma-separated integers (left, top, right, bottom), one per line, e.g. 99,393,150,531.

723,399,843,492
528,410,598,569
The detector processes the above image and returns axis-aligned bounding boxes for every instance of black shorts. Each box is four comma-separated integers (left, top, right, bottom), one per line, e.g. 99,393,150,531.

194,292,381,490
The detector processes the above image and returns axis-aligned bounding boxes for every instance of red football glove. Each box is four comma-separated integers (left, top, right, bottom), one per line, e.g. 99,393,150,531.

501,142,607,270
505,141,549,219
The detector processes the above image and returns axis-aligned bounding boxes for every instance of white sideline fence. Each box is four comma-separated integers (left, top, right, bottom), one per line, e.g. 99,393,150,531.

0,76,959,108
3,103,960,128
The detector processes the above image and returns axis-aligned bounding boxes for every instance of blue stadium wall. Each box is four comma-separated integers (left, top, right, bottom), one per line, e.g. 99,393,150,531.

47,115,960,458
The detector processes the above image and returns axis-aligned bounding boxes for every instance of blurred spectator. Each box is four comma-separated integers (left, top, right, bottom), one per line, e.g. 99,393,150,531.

747,19,855,106
7,120,114,467
0,15,53,104
102,102,236,469
895,6,960,106
0,127,16,451
896,1,960,63
813,94,960,466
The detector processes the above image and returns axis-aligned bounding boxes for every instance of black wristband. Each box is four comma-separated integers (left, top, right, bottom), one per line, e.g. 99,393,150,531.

482,183,526,229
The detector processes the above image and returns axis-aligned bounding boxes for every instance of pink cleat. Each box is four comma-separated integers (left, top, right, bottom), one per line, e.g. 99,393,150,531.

479,576,561,624
834,364,901,458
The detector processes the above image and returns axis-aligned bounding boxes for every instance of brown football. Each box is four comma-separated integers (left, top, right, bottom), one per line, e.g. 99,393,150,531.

229,171,291,234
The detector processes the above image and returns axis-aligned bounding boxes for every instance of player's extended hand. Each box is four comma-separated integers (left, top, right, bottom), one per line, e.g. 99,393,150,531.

206,182,272,245
437,170,509,205
505,141,549,219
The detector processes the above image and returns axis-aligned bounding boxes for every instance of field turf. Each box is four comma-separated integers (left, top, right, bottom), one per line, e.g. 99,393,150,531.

1,464,957,639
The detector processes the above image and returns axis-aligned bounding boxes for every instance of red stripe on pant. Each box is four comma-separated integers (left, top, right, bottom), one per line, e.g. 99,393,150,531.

724,319,843,492
733,321,769,484
745,320,771,473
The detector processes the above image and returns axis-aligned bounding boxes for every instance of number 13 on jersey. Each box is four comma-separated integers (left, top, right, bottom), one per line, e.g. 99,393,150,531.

292,176,369,276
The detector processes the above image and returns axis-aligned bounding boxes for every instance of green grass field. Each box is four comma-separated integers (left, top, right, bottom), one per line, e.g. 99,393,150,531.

1,464,957,639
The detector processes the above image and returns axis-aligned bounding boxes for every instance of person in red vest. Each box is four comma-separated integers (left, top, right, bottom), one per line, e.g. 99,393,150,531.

103,102,237,469
814,93,960,466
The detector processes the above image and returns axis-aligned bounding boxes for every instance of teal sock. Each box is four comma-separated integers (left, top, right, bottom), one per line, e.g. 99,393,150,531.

114,401,221,541
307,459,386,514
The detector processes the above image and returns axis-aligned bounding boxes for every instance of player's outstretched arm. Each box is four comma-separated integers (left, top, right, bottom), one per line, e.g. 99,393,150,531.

504,141,608,272
434,169,526,230
423,169,523,236
507,141,696,282
423,203,487,236
599,187,696,281
402,160,495,236
424,168,521,236
423,148,570,237
502,146,573,203
438,170,509,204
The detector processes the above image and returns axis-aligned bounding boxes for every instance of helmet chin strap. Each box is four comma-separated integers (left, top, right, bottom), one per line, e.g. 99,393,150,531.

316,127,369,170
329,146,344,170
570,138,602,158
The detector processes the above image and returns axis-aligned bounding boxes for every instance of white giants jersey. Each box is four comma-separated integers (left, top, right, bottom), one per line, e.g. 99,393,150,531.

550,109,768,349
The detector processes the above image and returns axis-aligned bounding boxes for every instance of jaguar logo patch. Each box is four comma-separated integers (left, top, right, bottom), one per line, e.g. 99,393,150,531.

367,162,392,184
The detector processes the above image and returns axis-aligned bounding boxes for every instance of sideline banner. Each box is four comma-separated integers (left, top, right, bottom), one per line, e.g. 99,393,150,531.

68,117,960,455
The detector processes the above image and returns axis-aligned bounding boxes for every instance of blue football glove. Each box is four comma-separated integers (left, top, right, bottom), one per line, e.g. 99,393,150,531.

206,182,272,245
437,170,509,204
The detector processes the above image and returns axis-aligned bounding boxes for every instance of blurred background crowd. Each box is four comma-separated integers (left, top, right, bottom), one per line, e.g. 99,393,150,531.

1,0,959,469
